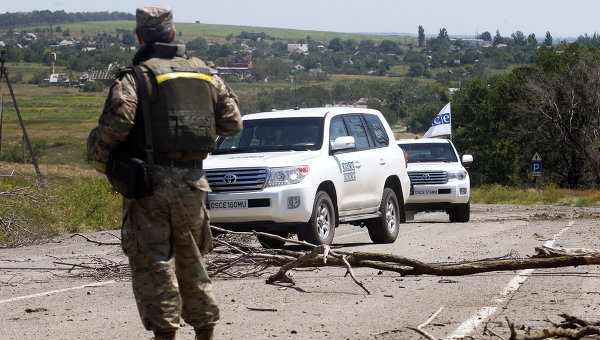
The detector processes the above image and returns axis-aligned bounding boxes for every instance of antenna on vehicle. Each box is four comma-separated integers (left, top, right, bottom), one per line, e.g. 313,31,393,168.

293,77,299,110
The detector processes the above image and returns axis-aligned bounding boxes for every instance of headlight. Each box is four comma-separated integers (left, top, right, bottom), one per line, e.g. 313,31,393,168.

267,166,310,187
447,170,468,182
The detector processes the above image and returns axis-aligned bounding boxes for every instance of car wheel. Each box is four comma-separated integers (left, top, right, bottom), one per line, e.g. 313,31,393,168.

257,232,288,249
449,201,470,222
366,187,400,244
298,191,336,245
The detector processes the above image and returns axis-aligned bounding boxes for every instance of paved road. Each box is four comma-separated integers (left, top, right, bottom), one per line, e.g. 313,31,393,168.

1,204,599,339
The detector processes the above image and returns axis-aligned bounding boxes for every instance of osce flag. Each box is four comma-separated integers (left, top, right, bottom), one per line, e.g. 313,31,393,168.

423,102,451,138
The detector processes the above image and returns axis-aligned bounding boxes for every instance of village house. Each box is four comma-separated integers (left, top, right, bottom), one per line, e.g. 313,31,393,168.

287,43,309,54
216,54,253,80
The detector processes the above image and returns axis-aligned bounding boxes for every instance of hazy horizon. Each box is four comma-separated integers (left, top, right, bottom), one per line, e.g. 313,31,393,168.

2,1,599,39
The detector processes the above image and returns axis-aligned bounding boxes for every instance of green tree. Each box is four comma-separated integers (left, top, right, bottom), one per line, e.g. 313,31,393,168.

452,74,529,186
343,39,357,53
526,33,537,46
493,29,503,46
328,37,343,52
519,44,600,188
186,37,208,53
358,39,374,52
407,63,431,78
418,25,425,47
438,28,449,41
544,31,553,46
121,30,136,46
511,31,526,46
379,39,397,53
478,31,492,42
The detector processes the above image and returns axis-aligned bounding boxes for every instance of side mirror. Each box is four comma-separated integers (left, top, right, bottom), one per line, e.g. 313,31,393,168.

462,154,473,163
331,136,355,151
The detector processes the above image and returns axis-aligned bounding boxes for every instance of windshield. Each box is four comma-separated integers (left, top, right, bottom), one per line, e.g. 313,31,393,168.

398,142,458,163
213,117,324,155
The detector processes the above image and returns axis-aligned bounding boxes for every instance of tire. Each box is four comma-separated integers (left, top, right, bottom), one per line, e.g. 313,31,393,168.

257,233,287,249
366,187,400,244
297,191,336,245
449,201,470,223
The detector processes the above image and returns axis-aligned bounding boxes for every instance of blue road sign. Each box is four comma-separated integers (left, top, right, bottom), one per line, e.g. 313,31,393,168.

531,152,542,177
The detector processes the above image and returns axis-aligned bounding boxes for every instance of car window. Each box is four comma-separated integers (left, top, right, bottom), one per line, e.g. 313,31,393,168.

398,142,458,162
343,115,371,150
364,114,389,147
214,117,324,154
329,117,348,146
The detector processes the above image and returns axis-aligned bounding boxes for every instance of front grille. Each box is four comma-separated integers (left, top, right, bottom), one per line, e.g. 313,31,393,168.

408,171,447,185
205,167,268,192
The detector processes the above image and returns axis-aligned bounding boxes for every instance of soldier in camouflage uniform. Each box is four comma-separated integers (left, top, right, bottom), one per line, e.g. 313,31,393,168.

87,6,242,340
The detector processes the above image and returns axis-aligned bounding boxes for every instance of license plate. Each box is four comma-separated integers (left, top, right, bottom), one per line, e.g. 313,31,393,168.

413,189,438,195
209,200,248,210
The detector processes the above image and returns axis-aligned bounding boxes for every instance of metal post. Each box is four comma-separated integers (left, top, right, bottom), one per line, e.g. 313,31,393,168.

0,49,43,180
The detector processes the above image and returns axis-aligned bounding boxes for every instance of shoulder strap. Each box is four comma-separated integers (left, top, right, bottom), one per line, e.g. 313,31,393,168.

131,65,154,168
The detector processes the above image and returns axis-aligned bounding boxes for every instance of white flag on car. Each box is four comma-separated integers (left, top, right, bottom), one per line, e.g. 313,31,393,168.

423,102,451,138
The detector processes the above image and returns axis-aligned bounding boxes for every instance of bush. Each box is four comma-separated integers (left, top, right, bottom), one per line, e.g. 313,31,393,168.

0,139,48,163
82,81,105,92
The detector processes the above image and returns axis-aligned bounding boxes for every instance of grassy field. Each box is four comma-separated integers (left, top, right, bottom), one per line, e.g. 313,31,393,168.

14,20,419,44
1,83,106,166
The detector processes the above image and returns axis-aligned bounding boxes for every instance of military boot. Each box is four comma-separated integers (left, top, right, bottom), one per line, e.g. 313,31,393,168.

194,327,214,340
153,329,176,340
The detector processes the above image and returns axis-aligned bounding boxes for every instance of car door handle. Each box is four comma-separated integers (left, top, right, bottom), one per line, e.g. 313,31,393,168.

354,161,361,168
379,158,386,165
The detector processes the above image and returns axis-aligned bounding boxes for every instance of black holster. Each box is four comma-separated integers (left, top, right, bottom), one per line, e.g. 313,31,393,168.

106,149,154,199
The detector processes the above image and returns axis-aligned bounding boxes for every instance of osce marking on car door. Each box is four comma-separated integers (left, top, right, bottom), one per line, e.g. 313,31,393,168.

342,161,357,182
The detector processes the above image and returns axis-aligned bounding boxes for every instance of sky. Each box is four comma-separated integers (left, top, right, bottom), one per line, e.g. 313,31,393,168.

2,0,600,39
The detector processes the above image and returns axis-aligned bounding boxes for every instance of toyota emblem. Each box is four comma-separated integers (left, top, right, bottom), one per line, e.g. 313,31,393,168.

422,174,430,180
223,174,237,184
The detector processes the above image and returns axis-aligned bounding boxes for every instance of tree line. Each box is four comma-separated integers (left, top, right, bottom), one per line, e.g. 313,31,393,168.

0,10,134,29
452,43,600,189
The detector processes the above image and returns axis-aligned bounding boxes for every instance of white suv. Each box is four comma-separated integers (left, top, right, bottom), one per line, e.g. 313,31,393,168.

204,107,411,247
397,138,473,222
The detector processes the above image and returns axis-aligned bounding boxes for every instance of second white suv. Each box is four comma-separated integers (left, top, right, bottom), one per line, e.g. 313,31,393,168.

204,107,411,247
397,138,472,222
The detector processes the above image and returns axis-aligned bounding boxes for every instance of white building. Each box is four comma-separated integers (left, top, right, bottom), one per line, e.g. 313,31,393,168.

287,43,309,54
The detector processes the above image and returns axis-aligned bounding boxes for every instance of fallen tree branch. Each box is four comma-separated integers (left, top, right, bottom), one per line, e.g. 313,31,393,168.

212,226,370,294
507,317,600,340
211,227,600,294
70,233,120,246
266,245,328,285
406,306,445,340
534,246,600,258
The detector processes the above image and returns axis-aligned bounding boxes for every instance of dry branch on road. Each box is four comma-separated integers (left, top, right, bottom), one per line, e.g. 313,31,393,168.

507,314,600,340
210,227,600,294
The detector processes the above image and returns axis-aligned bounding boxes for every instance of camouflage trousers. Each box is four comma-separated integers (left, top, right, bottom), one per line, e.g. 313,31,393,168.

120,166,219,332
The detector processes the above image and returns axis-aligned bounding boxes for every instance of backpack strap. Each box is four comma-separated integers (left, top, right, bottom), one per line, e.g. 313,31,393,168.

131,65,154,168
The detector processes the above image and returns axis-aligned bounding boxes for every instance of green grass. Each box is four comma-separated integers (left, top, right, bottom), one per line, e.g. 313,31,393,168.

471,184,600,207
15,20,419,43
1,84,105,166
0,168,121,244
